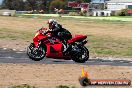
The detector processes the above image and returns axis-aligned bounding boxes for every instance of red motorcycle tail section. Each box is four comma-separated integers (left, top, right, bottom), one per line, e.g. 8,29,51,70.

68,35,87,43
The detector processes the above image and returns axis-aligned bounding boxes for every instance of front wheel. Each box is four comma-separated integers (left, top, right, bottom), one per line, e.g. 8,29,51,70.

72,46,89,63
27,43,46,61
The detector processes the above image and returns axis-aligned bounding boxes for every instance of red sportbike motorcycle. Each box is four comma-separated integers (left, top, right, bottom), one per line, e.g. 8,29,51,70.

27,28,89,63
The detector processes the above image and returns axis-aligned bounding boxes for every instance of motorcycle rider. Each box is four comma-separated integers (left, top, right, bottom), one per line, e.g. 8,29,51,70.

46,19,72,53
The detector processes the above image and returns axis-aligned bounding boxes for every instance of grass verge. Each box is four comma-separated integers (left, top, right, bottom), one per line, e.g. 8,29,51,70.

10,84,35,88
87,35,132,57
0,28,34,40
17,14,132,23
16,14,127,24
56,85,76,88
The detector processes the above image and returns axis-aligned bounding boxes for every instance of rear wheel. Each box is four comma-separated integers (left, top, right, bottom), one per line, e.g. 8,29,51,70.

27,43,46,61
72,46,89,63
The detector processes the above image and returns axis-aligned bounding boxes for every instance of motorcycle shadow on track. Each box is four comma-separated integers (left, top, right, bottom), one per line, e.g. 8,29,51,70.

0,48,132,66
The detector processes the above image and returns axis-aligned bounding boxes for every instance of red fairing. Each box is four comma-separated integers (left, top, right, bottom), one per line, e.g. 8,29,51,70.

34,42,39,47
46,44,63,58
33,33,47,42
33,33,47,47
68,35,87,43
46,43,71,60
33,27,48,42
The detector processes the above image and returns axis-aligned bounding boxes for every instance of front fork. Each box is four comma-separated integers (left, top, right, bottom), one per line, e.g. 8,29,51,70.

32,41,42,55
33,41,42,52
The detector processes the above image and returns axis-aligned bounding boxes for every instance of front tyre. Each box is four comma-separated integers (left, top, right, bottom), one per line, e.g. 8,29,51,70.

72,46,89,63
27,43,46,61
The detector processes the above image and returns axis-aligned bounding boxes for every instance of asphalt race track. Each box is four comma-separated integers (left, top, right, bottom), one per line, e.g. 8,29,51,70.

0,48,132,66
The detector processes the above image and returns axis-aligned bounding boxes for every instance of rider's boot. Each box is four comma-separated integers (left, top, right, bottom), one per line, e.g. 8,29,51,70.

62,41,71,54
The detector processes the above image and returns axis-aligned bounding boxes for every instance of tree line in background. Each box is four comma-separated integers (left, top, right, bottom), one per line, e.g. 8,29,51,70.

1,0,91,13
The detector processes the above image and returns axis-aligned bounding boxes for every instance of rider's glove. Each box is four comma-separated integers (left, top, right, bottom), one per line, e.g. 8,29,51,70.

42,31,47,35
58,32,63,36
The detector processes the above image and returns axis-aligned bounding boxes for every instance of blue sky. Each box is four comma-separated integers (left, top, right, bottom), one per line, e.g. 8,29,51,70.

0,0,3,5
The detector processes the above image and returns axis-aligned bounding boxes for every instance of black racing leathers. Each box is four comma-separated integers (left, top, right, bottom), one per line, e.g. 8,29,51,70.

48,24,72,42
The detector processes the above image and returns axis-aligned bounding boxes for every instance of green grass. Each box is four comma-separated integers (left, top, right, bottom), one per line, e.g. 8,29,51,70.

0,28,34,40
17,14,132,22
10,84,36,88
10,84,76,88
87,35,132,57
85,16,132,22
56,85,76,88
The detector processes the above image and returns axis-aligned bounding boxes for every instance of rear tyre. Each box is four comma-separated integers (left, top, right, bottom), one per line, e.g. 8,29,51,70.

27,43,46,61
72,46,89,63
